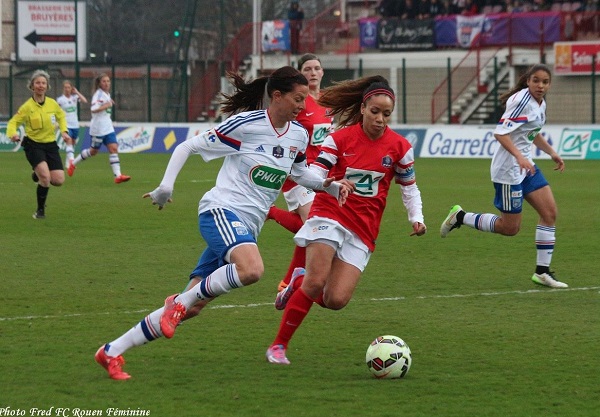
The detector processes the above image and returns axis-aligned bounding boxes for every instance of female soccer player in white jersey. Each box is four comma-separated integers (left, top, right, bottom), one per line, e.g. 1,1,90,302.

94,66,354,380
267,53,335,293
56,80,87,166
68,73,130,183
265,75,427,365
440,64,567,289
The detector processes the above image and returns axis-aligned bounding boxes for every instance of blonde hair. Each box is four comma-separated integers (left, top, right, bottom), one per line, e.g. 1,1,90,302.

28,70,51,91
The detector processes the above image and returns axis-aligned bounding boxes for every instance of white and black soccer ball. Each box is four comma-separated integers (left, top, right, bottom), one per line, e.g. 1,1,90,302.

365,335,412,379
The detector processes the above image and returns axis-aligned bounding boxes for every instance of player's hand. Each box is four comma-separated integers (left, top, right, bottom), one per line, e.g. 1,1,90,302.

10,135,20,143
325,178,355,206
410,222,427,236
552,154,565,172
143,185,173,210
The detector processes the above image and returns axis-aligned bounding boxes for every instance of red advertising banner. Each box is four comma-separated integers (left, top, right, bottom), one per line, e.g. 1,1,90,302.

554,41,600,75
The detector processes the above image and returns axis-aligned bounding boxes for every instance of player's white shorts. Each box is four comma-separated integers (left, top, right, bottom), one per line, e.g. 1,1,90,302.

294,216,371,272
283,184,315,212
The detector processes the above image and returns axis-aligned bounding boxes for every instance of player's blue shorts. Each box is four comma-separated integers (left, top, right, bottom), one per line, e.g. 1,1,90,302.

189,208,256,279
91,132,118,149
67,128,80,141
493,165,549,214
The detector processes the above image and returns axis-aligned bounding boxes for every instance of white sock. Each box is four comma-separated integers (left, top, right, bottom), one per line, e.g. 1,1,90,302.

463,212,498,232
535,225,555,268
109,153,122,177
106,307,165,357
74,148,91,165
176,264,243,308
65,145,74,163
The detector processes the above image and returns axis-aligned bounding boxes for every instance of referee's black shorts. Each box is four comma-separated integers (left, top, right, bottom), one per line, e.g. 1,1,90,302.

21,137,63,171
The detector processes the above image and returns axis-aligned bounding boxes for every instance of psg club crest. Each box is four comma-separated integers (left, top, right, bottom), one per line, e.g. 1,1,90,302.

273,145,284,158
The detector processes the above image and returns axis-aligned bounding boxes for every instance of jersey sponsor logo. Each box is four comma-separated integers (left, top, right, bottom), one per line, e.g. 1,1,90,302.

311,123,332,146
250,165,287,190
305,112,314,116
203,129,217,145
273,145,284,158
342,152,355,157
312,225,329,232
345,167,385,197
255,145,265,152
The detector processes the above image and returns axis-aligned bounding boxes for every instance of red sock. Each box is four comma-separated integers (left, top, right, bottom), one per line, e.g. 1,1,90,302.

314,292,326,308
272,288,314,348
268,206,303,233
282,245,306,285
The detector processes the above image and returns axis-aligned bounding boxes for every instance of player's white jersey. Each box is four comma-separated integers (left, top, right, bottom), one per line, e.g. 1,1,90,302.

187,110,309,237
492,88,546,184
56,95,80,128
89,89,114,136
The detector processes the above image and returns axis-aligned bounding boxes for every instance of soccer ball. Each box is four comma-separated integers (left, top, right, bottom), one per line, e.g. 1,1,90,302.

365,335,412,379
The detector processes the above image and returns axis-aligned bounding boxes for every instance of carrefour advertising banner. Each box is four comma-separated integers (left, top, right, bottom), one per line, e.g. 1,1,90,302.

2,123,599,160
418,125,600,160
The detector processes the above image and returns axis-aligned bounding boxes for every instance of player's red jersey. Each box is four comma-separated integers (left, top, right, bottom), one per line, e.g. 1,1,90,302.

282,94,334,192
310,124,415,251
295,95,334,162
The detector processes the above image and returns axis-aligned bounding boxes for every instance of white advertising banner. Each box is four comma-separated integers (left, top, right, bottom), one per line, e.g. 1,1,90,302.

17,0,87,62
420,125,565,159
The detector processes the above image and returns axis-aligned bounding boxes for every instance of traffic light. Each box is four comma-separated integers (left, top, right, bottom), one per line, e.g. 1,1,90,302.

173,29,181,38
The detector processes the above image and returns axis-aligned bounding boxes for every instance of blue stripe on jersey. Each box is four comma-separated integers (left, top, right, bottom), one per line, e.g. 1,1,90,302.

215,130,242,151
510,91,531,119
218,111,265,135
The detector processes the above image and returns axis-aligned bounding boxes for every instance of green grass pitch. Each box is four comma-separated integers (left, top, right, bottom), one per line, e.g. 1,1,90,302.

1,152,599,417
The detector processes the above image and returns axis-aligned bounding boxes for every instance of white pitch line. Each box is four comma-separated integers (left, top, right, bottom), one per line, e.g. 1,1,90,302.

1,286,598,322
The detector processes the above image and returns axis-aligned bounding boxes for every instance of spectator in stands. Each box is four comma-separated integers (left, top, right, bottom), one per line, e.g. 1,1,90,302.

400,0,420,19
461,0,480,14
419,0,446,19
378,0,402,17
288,1,304,54
453,0,468,13
531,0,551,10
440,0,454,14
583,0,598,11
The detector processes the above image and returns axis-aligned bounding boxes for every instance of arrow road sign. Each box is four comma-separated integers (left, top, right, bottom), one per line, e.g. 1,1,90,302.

25,30,76,46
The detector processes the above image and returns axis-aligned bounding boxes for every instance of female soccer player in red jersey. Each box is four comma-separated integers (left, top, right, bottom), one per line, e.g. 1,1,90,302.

266,75,427,365
267,53,335,293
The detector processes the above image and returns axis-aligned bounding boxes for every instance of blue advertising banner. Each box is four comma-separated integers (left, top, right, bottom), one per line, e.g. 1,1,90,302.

378,18,435,51
359,17,378,48
370,12,561,50
262,20,290,52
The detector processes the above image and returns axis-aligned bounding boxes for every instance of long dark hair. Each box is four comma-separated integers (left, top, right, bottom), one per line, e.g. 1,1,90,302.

317,75,394,127
220,66,307,115
499,64,552,108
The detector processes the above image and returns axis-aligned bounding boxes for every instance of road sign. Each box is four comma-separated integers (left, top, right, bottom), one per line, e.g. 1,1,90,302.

17,0,87,62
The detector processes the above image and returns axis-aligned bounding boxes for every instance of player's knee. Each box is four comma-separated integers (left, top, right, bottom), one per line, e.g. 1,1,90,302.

503,224,520,236
236,263,264,285
322,293,350,310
